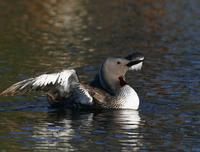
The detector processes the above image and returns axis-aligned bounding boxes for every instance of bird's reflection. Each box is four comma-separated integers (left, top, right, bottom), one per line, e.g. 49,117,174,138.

31,109,142,151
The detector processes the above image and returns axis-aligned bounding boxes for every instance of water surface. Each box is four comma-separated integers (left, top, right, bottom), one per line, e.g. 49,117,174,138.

0,0,200,151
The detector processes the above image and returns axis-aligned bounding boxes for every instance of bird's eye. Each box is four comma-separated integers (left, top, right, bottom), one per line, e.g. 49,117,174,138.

117,61,121,64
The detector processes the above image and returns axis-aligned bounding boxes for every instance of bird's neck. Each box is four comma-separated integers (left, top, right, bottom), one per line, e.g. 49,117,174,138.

118,76,127,87
98,65,125,95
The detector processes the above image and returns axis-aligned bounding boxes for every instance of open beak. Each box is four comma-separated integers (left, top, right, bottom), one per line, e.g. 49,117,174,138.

125,52,144,70
126,58,144,67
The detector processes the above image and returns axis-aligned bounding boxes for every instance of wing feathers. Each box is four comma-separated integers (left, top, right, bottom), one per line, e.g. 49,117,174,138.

0,69,79,96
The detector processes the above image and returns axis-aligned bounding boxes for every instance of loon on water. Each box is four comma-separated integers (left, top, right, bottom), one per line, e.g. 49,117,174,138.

0,52,144,110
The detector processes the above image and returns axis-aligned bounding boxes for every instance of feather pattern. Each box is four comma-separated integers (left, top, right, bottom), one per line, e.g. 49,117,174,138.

0,69,79,97
82,84,139,109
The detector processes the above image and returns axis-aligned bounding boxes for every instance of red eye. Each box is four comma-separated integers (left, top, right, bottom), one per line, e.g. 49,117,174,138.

117,61,121,64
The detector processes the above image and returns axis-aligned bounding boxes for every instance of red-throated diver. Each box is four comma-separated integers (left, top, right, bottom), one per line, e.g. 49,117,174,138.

0,52,144,110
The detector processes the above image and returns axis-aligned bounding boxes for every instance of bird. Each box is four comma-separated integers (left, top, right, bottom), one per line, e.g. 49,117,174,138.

0,52,144,110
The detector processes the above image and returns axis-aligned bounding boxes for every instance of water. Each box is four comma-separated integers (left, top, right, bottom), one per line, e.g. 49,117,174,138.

0,0,199,151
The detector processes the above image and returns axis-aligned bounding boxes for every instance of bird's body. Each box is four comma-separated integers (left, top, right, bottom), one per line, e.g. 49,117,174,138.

0,52,144,110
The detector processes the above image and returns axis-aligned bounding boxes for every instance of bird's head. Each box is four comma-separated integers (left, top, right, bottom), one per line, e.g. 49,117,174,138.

99,52,144,94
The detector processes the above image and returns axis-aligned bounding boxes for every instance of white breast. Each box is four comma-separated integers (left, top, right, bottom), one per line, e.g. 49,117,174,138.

118,85,140,110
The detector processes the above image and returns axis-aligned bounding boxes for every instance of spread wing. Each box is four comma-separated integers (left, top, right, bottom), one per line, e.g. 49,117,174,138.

0,69,79,97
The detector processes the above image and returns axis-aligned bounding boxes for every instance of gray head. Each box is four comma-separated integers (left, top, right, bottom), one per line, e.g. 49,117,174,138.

97,52,144,95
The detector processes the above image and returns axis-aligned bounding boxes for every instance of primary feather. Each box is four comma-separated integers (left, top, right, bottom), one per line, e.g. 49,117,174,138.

0,69,79,96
